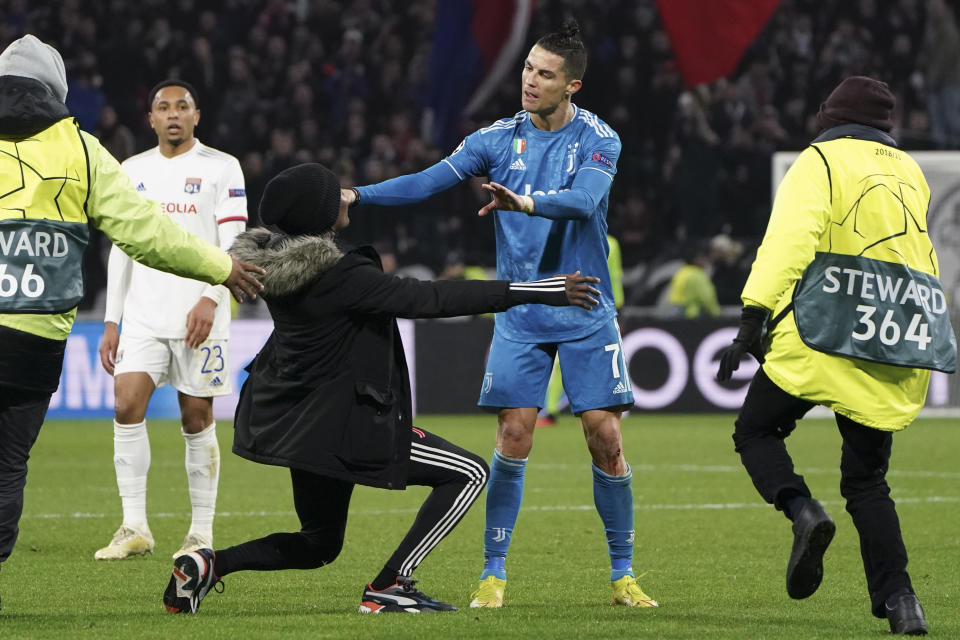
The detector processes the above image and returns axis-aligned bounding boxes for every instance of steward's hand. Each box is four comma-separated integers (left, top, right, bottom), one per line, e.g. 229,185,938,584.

717,306,768,381
185,297,217,349
224,256,265,303
563,271,601,310
98,322,120,376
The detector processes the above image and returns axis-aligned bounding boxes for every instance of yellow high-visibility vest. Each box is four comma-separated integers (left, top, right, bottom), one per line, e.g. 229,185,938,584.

0,117,91,314
742,131,948,430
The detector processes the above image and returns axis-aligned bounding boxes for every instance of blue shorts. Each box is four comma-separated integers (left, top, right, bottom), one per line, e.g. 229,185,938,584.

478,319,634,414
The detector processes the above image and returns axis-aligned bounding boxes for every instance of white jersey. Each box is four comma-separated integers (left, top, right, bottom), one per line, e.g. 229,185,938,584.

105,140,247,339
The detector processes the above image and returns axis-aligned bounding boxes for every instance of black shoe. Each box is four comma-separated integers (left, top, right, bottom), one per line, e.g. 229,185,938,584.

785,498,836,599
886,591,928,635
358,577,457,613
163,548,223,614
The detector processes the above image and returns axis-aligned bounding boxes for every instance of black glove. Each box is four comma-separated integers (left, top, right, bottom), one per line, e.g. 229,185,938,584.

717,305,768,381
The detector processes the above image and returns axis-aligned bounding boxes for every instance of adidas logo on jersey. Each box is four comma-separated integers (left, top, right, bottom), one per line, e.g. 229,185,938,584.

136,182,146,191
509,158,527,171
210,376,223,387
612,380,629,394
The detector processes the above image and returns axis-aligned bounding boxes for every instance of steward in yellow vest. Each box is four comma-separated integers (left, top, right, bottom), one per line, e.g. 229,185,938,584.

0,35,263,596
717,76,954,635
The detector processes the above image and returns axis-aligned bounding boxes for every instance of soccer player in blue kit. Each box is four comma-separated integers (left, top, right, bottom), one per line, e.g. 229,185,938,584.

342,21,655,609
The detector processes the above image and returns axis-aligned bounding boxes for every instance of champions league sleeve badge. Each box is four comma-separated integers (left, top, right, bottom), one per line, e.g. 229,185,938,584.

184,177,202,194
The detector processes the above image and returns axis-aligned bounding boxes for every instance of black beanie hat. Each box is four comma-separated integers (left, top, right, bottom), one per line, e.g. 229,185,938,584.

259,163,341,235
816,76,895,133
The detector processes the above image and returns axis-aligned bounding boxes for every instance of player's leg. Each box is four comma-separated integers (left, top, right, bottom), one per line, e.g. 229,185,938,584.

472,334,553,607
733,367,835,600
96,333,166,560
360,427,488,613
169,339,231,558
175,393,217,557
835,414,924,633
559,319,649,605
164,469,353,614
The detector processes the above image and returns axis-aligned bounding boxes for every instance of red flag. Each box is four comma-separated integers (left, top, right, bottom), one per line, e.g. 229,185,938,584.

655,0,780,87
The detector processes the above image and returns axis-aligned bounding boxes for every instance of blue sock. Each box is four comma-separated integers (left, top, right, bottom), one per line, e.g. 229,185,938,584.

592,463,635,582
482,555,505,579
480,450,526,580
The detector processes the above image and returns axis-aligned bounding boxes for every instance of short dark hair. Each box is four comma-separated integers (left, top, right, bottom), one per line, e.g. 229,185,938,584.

148,79,200,110
536,19,587,80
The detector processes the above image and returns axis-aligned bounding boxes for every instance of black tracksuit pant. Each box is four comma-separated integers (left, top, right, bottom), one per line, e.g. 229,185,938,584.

733,368,913,618
214,427,488,581
0,386,51,564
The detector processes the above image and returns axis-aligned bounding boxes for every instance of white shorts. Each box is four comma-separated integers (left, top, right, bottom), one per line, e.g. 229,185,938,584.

114,334,231,397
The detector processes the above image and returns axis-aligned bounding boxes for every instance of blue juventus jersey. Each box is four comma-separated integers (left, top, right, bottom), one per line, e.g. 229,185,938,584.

444,106,620,342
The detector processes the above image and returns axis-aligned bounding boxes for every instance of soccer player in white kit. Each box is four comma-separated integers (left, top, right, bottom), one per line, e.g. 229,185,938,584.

95,80,248,560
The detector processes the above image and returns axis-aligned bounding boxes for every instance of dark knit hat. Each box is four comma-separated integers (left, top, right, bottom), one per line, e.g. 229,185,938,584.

816,76,895,133
259,163,341,235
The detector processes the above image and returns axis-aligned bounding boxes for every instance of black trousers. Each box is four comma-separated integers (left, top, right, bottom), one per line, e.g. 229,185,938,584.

733,368,913,618
215,427,488,579
0,386,52,564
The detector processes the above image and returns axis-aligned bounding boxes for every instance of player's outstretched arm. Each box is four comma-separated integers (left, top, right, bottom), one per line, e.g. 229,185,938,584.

480,168,614,220
350,161,465,207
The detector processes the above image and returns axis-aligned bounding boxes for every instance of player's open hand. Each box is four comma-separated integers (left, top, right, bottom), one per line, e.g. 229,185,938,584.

479,182,534,216
98,322,120,375
225,256,265,302
185,297,217,349
562,271,601,310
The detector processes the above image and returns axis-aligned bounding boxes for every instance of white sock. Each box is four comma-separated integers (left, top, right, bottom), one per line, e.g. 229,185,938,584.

183,421,220,539
113,420,150,530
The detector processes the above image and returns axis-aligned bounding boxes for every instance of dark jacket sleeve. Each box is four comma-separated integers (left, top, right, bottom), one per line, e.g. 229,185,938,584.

333,256,514,319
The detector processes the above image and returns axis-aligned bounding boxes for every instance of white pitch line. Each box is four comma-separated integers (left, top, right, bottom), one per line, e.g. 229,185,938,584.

21,495,959,521
529,463,960,480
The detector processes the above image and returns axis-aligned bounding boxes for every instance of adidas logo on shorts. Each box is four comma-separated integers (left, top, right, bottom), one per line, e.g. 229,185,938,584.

612,380,629,395
209,376,223,387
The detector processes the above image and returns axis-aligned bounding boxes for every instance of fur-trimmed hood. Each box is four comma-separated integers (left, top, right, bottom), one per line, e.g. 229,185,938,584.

230,227,344,297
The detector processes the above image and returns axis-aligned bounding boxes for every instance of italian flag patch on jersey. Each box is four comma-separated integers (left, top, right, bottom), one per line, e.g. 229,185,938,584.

512,138,526,153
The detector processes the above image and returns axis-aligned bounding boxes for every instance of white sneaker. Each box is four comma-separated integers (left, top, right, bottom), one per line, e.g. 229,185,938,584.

94,525,155,560
173,532,212,560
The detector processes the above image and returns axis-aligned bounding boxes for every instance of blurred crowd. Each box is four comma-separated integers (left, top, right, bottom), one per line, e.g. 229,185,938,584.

2,0,958,311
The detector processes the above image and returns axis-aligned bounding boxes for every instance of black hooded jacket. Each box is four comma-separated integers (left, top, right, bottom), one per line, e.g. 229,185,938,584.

230,228,561,489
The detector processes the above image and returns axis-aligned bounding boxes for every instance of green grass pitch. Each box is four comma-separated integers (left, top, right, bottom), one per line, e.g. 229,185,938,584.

2,414,958,639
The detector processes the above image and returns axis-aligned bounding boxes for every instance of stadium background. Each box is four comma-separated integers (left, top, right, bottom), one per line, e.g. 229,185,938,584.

4,0,959,417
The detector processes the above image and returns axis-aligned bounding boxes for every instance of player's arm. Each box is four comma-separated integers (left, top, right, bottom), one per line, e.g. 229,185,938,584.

81,133,263,301
334,259,600,318
740,146,832,311
479,139,620,220
98,244,132,375
479,168,613,220
345,133,488,207
186,159,249,348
